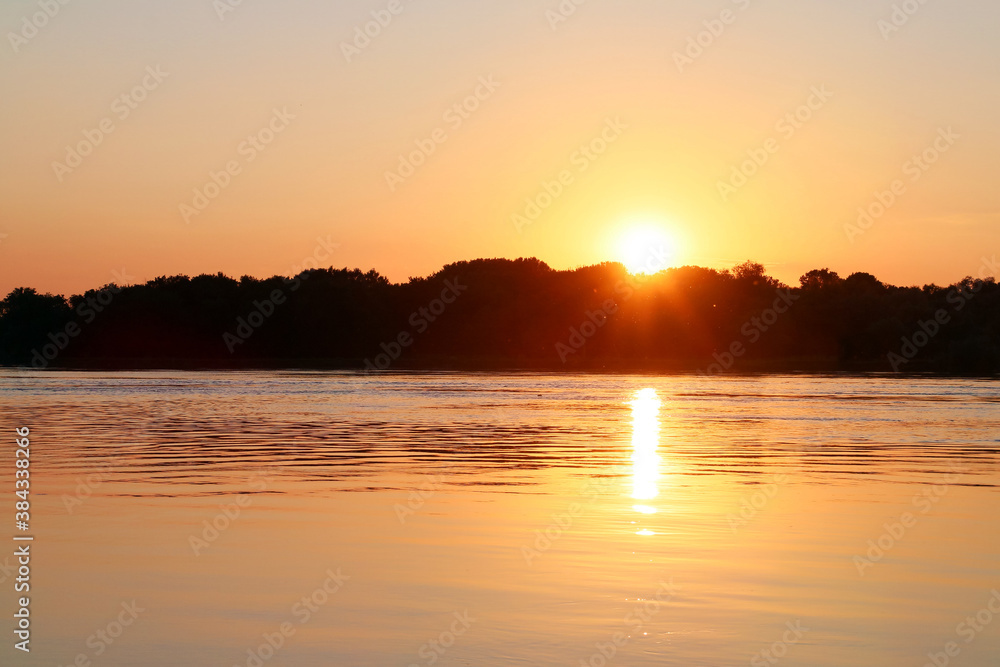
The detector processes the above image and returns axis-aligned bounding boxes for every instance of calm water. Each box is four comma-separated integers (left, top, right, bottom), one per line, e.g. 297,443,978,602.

0,371,998,666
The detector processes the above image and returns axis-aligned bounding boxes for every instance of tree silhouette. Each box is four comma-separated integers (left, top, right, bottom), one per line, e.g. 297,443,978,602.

0,259,996,373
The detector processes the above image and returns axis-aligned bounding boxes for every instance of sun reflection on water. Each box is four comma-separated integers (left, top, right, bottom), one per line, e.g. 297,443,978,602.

629,388,661,534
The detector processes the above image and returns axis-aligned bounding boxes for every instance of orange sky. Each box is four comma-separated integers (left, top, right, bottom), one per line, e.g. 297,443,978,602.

1,0,999,296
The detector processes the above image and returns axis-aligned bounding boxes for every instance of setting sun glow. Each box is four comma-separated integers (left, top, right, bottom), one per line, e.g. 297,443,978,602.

618,226,677,275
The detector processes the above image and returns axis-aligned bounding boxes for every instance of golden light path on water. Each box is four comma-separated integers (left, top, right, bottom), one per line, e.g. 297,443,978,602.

630,388,661,535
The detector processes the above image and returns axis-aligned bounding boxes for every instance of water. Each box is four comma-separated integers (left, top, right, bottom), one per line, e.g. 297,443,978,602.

0,371,998,666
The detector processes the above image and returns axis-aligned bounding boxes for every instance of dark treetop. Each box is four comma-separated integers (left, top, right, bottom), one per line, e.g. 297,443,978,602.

1,259,997,373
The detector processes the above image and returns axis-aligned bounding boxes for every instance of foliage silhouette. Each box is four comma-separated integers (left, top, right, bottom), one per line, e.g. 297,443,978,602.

1,259,997,373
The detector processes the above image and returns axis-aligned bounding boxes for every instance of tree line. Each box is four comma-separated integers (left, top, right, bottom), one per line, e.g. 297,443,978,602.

1,258,997,374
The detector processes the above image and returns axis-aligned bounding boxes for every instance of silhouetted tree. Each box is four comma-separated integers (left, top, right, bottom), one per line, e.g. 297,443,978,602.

799,269,842,290
0,259,997,373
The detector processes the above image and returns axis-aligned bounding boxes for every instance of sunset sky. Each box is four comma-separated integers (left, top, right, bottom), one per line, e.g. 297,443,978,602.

1,0,998,296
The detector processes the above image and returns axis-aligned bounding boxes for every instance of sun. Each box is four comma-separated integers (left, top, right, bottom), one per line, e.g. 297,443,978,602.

618,225,677,274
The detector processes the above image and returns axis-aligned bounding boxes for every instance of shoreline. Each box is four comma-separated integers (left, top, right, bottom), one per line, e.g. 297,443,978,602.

3,358,997,378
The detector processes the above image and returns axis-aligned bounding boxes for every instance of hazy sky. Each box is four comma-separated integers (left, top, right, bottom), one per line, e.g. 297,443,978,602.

2,0,998,295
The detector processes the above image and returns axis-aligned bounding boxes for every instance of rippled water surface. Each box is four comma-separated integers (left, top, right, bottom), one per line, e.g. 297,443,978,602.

1,371,998,666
